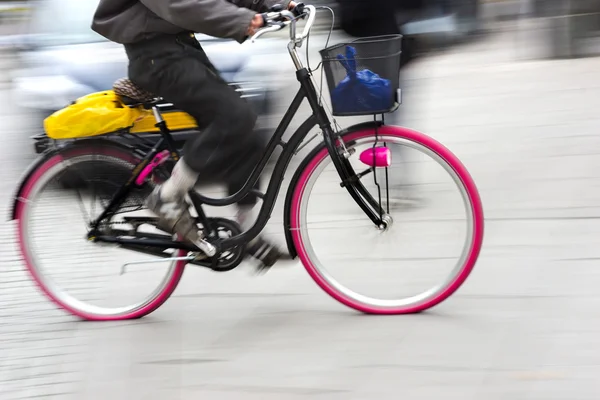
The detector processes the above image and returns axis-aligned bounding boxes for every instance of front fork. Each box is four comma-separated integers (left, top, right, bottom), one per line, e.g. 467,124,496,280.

322,126,389,229
298,64,390,230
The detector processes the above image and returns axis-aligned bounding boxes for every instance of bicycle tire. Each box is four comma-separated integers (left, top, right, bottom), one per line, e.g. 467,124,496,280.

14,140,187,321
287,124,484,314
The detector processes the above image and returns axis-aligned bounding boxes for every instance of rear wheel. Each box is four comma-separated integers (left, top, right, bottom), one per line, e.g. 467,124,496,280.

288,125,484,314
15,141,187,321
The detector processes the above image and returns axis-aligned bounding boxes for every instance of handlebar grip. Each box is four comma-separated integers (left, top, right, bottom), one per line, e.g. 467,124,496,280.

259,13,268,27
291,2,305,17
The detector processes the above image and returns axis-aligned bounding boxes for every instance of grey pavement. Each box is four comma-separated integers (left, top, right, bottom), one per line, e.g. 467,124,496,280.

2,25,600,399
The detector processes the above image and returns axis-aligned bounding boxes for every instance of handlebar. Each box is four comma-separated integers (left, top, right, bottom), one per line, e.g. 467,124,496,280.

251,3,317,45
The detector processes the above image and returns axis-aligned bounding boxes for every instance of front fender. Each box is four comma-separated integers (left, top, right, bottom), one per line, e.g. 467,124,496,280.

282,120,383,259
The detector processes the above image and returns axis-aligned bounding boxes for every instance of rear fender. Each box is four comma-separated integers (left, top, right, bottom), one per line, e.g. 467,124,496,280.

9,138,137,221
9,147,61,221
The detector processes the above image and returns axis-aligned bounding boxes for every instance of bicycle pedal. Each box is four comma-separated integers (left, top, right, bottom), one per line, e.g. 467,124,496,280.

248,247,285,275
193,237,217,257
192,252,209,262
252,262,274,276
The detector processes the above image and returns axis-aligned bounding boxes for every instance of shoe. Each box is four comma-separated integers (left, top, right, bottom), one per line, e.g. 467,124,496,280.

145,187,204,246
235,205,290,272
246,237,290,273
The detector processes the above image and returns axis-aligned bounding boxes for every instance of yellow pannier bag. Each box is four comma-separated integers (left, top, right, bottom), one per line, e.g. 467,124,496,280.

129,110,198,134
44,90,146,140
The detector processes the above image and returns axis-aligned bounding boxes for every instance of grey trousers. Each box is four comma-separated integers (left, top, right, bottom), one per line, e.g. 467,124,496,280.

125,32,263,206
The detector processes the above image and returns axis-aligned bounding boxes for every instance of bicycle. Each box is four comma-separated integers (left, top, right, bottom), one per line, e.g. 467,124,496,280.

9,4,484,321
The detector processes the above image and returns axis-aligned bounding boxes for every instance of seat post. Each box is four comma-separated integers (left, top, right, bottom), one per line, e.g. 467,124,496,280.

150,105,177,159
151,106,164,124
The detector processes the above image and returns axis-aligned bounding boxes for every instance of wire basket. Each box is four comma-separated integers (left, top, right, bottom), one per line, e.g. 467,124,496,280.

319,35,402,117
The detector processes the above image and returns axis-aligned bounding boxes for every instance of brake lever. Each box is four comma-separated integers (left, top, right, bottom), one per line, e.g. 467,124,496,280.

250,24,283,43
291,2,305,17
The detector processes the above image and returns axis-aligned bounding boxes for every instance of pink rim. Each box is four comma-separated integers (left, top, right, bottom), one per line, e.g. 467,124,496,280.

14,145,186,321
290,125,484,314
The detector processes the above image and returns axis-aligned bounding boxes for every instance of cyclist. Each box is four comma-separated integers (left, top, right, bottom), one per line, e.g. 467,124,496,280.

91,0,296,270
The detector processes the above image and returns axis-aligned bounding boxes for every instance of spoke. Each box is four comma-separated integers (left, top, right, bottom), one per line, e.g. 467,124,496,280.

74,186,91,226
384,142,390,214
64,157,92,226
90,154,98,220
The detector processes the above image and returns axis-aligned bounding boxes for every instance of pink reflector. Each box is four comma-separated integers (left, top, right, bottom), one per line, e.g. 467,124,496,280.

359,147,391,168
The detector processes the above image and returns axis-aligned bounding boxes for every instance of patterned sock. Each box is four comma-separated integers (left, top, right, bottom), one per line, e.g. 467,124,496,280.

160,158,198,202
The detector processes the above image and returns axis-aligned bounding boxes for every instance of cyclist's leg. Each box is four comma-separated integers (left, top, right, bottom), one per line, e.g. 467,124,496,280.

126,35,283,266
176,40,284,266
224,138,287,267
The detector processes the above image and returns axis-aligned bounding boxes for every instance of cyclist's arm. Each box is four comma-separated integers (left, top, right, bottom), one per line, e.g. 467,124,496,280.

139,0,290,43
230,0,291,12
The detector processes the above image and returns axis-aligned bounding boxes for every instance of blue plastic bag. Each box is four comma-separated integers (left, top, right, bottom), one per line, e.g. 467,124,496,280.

331,46,392,114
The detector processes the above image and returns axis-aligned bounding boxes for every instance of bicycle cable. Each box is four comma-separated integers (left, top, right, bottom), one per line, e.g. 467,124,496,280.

305,5,343,133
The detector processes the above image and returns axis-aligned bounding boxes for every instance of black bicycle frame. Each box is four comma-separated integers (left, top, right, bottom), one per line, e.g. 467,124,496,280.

91,67,386,253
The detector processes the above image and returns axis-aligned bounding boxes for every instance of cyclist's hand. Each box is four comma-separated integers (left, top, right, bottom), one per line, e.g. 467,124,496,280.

289,2,305,17
247,14,265,36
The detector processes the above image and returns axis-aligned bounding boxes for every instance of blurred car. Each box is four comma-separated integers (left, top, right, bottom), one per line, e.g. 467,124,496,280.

6,0,280,154
400,0,480,38
337,0,481,64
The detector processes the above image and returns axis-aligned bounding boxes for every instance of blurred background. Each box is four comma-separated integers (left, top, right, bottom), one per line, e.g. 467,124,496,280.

1,0,599,168
2,0,600,399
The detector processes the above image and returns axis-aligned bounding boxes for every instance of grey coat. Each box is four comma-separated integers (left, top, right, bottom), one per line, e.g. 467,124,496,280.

92,0,290,44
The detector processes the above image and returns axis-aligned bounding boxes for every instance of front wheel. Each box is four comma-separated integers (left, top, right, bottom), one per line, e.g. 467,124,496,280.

288,125,484,314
